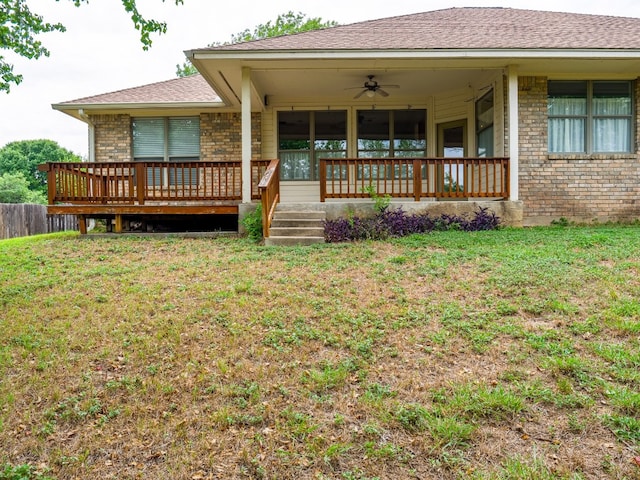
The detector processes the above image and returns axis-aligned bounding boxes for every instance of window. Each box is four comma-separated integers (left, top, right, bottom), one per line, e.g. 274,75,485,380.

132,117,200,161
278,111,347,181
548,81,633,153
357,109,426,179
357,109,426,158
476,90,494,157
132,117,200,186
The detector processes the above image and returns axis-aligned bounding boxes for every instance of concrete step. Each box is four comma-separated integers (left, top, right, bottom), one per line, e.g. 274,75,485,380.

272,210,326,220
265,235,325,246
270,218,324,228
269,226,324,237
266,208,327,246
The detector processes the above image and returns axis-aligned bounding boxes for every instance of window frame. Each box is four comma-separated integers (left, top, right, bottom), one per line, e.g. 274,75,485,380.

475,89,494,157
356,109,427,180
547,80,633,154
131,116,200,187
132,116,200,162
277,110,348,182
356,109,427,159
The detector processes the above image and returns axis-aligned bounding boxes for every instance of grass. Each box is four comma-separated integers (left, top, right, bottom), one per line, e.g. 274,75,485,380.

0,226,639,479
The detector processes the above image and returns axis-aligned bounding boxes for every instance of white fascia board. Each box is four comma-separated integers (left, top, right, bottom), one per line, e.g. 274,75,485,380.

51,102,225,111
189,48,640,61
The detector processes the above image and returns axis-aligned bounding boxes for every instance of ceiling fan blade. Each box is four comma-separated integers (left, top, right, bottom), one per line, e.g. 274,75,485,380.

377,88,390,97
380,84,400,89
353,89,367,99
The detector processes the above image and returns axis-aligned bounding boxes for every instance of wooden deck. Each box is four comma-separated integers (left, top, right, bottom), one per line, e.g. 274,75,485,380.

38,160,273,233
39,157,509,233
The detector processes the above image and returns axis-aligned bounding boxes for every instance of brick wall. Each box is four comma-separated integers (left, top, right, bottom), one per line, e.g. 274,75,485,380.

200,112,262,162
92,112,262,163
93,114,132,162
518,77,640,225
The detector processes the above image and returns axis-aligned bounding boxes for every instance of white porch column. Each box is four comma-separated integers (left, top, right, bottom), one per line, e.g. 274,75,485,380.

507,66,519,201
241,67,252,203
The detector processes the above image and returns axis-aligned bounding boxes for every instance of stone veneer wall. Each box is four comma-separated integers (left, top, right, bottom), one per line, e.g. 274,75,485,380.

518,76,640,225
93,114,132,162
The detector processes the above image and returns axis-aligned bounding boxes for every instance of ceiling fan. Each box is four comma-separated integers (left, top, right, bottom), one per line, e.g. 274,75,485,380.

349,75,399,99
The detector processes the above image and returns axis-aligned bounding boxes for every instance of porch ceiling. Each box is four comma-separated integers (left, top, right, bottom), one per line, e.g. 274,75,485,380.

188,54,640,109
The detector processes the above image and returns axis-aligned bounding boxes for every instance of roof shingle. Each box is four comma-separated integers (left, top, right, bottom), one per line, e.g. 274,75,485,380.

193,7,640,51
57,74,219,105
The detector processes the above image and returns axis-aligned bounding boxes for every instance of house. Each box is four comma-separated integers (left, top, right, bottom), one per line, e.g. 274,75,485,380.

46,7,640,236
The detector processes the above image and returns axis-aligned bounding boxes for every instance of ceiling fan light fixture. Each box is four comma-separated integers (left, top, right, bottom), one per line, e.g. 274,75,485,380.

365,89,376,98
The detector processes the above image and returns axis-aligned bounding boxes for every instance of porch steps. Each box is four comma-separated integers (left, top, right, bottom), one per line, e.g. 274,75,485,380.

265,207,326,246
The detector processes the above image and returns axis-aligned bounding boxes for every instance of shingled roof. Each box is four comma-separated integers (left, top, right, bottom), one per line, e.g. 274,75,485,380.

194,7,640,52
55,74,219,106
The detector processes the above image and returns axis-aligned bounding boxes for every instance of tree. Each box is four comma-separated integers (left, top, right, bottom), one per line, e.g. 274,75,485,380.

0,139,82,197
176,11,338,77
1,0,184,93
0,172,46,204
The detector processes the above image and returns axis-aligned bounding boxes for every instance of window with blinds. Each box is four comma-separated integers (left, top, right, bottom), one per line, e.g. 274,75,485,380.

132,117,200,186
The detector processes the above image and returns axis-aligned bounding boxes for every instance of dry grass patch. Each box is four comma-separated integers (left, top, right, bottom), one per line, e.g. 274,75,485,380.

1,227,639,479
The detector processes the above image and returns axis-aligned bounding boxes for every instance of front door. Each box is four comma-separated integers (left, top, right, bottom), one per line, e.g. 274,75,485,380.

437,119,467,157
437,120,467,195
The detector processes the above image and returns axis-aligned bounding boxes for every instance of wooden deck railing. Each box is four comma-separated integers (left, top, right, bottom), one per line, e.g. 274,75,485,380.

257,159,280,238
39,160,273,205
319,157,509,202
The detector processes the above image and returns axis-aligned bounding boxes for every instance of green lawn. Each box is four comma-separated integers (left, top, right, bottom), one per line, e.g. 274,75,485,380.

1,226,639,479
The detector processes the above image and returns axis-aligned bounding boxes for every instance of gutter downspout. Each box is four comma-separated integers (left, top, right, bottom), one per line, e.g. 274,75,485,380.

78,109,95,162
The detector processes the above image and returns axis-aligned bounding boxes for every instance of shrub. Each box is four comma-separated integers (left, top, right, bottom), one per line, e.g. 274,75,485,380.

241,204,263,242
324,206,500,243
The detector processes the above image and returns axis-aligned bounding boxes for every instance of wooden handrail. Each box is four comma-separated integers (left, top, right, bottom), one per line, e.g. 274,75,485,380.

38,160,273,206
257,159,280,238
319,157,509,201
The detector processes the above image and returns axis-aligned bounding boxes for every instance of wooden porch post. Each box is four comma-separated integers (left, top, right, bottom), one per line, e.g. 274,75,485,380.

78,215,87,235
507,65,519,201
241,67,252,203
413,159,422,201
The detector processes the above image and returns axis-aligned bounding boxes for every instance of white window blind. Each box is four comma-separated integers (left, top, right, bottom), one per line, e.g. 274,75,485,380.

132,118,165,158
132,117,200,160
168,118,200,158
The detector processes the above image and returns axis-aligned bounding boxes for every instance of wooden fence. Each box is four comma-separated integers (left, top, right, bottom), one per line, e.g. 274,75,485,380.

0,203,78,240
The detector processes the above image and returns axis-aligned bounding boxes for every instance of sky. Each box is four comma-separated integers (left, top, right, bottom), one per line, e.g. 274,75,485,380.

2,0,640,158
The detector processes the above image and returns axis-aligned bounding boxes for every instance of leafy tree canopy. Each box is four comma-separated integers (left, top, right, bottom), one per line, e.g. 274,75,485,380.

0,139,82,196
176,11,338,77
1,0,183,93
0,171,46,204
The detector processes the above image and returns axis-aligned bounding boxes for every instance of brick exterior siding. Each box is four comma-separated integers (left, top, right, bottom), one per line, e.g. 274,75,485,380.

93,115,132,162
518,76,640,225
199,113,261,162
92,112,262,163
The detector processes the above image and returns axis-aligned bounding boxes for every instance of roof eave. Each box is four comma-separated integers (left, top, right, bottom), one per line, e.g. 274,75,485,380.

52,101,226,120
187,48,640,61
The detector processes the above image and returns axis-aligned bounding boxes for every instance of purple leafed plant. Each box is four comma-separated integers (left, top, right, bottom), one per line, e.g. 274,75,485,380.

324,206,501,243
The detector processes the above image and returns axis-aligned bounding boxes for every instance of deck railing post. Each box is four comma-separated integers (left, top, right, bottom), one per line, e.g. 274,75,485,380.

135,162,145,205
47,165,56,205
319,158,327,202
413,159,422,201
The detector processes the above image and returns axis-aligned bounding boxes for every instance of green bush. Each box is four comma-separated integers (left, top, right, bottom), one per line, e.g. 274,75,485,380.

241,204,263,242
